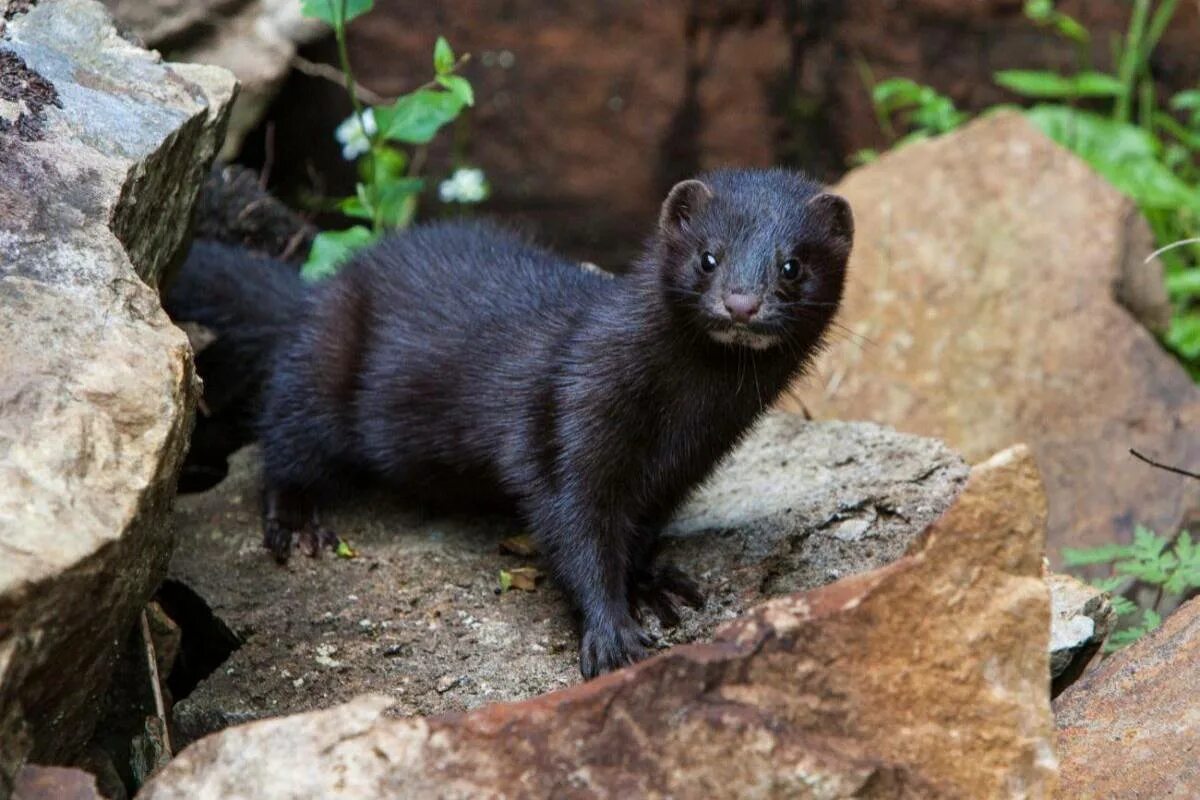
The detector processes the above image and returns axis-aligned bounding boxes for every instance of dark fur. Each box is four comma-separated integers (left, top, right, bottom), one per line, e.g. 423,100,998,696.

168,168,852,677
164,241,306,490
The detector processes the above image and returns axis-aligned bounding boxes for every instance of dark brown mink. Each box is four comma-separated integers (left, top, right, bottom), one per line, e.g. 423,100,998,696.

166,168,853,678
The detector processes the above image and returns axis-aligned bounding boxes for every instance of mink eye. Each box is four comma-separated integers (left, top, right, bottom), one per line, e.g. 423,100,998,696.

780,258,803,281
700,251,718,273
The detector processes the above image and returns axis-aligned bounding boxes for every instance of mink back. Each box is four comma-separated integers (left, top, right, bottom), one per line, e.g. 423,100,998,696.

260,180,848,524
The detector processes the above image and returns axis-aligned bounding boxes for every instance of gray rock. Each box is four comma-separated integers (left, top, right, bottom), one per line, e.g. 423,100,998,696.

167,414,969,747
1047,571,1116,684
0,0,235,789
103,0,328,158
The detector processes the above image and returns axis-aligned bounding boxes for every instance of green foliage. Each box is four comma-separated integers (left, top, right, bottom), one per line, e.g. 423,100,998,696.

1022,0,1089,44
1064,527,1200,651
1107,609,1162,650
993,70,1123,99
300,226,375,281
876,78,968,139
860,0,1200,377
297,2,486,280
299,0,373,25
377,89,468,144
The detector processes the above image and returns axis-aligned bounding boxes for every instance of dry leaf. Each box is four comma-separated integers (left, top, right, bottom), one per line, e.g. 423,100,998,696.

499,534,538,557
498,566,542,592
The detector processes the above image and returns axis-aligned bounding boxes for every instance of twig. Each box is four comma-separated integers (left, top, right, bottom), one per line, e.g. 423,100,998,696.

260,121,276,190
1129,448,1200,480
290,54,392,106
140,609,173,758
280,226,311,262
1144,238,1200,263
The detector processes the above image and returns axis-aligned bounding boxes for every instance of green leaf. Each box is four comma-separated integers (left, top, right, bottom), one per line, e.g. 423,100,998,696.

850,148,880,167
498,570,513,592
375,177,424,228
1023,0,1053,22
872,78,927,112
366,146,408,185
1167,312,1200,359
377,89,466,144
299,0,374,25
995,70,1122,99
1109,596,1139,617
1089,575,1127,594
434,36,456,75
1104,608,1163,652
1051,15,1089,44
335,539,357,558
1062,542,1132,566
302,226,376,281
436,74,475,107
1173,90,1200,111
339,195,373,220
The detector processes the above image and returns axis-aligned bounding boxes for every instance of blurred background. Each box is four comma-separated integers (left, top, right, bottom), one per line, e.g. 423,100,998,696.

106,0,1200,265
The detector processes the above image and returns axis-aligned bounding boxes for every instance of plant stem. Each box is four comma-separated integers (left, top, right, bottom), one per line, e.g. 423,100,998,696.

328,0,383,232
1116,0,1151,122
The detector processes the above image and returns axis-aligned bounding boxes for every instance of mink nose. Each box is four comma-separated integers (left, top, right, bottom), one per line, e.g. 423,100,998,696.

723,293,762,323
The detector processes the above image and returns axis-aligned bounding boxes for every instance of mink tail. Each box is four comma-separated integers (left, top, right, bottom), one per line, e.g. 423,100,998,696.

163,240,308,491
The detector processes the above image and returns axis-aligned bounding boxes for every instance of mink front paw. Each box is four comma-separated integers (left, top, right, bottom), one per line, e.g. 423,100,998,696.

262,520,339,564
630,563,706,629
579,614,654,679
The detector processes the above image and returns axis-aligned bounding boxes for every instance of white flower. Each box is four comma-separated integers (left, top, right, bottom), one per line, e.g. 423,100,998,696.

334,108,377,161
438,167,489,204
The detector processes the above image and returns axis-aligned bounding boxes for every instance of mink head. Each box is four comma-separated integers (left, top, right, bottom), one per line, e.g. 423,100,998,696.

652,168,852,352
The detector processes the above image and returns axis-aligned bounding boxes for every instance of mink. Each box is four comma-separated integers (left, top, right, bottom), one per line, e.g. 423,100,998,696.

167,168,853,678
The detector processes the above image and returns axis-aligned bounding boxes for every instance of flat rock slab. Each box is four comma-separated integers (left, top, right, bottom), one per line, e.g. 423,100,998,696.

168,414,968,746
143,445,1055,799
781,111,1200,560
1054,595,1200,798
0,0,234,786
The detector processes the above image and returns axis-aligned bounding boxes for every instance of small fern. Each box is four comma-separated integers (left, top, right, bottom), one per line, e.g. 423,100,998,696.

1064,526,1200,651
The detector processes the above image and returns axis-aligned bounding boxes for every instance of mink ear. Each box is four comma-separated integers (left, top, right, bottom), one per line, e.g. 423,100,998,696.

659,179,713,234
807,192,854,249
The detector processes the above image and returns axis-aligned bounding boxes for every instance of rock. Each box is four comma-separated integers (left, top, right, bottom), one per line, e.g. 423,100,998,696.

165,414,969,747
102,0,326,158
0,0,235,787
1054,596,1200,798
780,112,1200,560
1046,572,1115,694
12,765,105,800
141,444,1056,799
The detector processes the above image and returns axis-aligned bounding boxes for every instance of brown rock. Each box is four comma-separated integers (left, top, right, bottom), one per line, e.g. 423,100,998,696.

0,0,235,787
140,445,1055,799
1054,596,1200,798
780,112,1200,560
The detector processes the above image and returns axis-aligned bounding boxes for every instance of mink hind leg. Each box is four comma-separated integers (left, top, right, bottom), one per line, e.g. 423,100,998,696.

257,359,346,563
262,484,338,563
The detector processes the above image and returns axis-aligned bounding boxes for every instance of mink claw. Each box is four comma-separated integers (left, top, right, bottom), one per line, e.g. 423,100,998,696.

263,518,294,565
298,526,340,559
630,563,706,629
